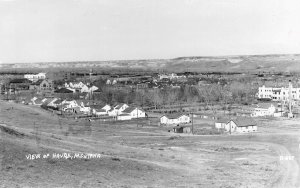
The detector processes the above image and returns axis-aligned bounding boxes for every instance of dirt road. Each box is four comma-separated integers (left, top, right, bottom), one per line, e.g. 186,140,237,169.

1,101,300,187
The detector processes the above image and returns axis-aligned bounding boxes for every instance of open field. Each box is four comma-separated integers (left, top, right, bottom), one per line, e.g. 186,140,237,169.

1,100,300,187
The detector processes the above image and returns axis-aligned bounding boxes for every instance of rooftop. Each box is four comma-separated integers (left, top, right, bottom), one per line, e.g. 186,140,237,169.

232,117,257,127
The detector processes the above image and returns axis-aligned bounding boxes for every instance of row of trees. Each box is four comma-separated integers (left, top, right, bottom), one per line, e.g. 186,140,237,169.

91,81,258,110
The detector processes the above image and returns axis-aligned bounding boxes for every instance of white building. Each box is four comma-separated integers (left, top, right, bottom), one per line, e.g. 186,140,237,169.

91,104,111,116
108,103,129,116
215,118,230,129
257,82,300,102
24,73,46,82
160,114,190,125
117,107,146,120
250,103,277,117
225,117,258,133
61,100,79,110
159,73,186,80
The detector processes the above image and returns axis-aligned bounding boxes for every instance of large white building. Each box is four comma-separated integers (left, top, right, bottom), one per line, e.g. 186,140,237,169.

258,82,300,102
24,73,46,82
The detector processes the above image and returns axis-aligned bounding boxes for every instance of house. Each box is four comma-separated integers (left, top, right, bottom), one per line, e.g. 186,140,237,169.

51,99,64,108
46,98,58,107
32,98,44,106
160,114,190,125
108,103,129,116
24,73,46,82
65,82,85,90
91,104,110,116
76,101,91,114
215,118,230,129
101,104,111,112
29,79,53,91
250,103,276,117
61,100,79,110
225,117,258,133
117,107,146,120
9,78,32,91
80,85,91,93
64,106,81,114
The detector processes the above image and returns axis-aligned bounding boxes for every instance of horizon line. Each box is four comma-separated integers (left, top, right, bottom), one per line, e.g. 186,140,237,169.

1,53,300,65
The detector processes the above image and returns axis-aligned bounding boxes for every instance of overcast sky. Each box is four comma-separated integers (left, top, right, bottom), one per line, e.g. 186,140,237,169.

1,0,300,63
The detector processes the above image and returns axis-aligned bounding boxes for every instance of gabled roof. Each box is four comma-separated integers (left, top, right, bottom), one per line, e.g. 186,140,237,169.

253,103,276,109
34,98,43,104
61,104,69,108
94,109,106,112
31,79,44,85
53,99,63,104
215,118,230,123
231,117,257,127
63,99,76,103
115,103,126,110
161,113,189,119
123,107,144,113
90,104,106,110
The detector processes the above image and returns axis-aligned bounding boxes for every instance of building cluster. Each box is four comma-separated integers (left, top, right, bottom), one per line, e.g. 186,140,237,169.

105,73,189,90
24,73,46,82
256,81,298,117
63,81,100,93
233,102,282,118
258,84,300,102
28,97,146,121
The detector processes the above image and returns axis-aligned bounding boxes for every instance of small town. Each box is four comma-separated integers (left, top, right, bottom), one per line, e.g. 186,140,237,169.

1,0,300,188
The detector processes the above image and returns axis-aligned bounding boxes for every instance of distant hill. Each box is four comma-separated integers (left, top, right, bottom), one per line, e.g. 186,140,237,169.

1,54,300,73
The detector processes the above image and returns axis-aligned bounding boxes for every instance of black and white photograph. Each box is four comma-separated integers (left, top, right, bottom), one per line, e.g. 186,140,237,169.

0,0,300,187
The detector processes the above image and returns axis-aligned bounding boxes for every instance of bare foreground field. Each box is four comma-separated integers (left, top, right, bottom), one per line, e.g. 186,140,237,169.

0,101,300,188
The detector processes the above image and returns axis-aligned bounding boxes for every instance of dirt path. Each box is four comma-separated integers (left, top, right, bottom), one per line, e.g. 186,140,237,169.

269,142,299,188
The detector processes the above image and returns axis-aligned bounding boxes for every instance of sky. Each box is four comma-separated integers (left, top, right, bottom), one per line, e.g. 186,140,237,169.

1,0,300,63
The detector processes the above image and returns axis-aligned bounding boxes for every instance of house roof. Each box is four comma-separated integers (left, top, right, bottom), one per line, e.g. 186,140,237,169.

54,88,73,93
231,117,257,127
10,78,31,84
161,113,189,119
61,104,69,108
123,107,144,113
119,113,131,116
95,109,106,112
90,104,106,110
253,103,276,109
31,79,44,85
215,118,230,123
53,99,63,104
34,98,43,104
115,103,126,110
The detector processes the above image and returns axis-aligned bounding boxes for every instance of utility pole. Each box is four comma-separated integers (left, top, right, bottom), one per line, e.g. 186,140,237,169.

136,107,139,127
191,112,194,135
